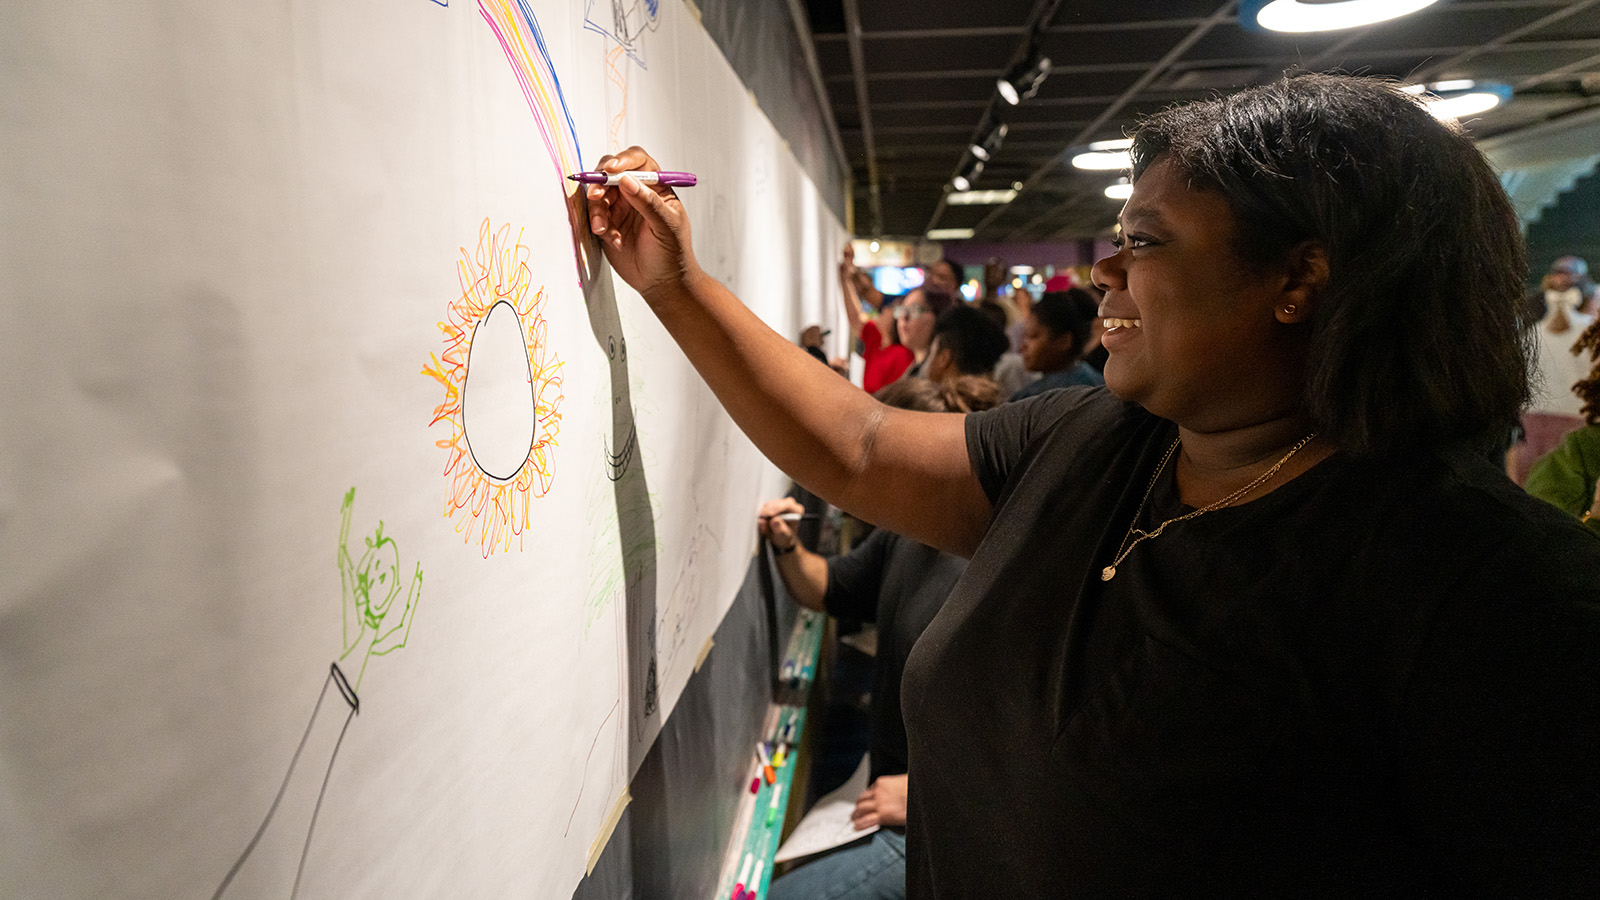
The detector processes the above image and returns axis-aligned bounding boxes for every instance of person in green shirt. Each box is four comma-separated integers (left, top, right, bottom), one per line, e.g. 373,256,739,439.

1527,318,1600,534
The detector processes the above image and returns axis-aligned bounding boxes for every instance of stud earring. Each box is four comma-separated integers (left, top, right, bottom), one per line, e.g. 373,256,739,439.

1282,304,1298,316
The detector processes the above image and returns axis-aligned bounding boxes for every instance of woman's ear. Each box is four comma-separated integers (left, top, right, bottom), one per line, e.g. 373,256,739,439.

1276,240,1329,325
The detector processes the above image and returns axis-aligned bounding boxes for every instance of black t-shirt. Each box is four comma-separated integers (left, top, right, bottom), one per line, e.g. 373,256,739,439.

827,527,968,784
901,387,1600,898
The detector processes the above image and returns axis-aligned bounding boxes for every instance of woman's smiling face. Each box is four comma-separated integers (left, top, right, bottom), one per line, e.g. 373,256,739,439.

1090,156,1312,432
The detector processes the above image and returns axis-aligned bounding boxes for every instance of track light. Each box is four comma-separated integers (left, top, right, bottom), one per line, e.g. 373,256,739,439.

997,49,1051,106
951,157,985,193
970,121,1008,162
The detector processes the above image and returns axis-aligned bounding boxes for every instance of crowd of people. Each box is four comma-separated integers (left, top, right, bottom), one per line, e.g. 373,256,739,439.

585,72,1600,899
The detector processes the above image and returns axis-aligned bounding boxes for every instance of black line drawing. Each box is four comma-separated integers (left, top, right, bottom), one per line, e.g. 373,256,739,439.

211,664,359,900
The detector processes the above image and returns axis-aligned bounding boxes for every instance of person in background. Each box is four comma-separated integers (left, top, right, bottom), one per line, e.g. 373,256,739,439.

896,287,954,379
976,300,1032,397
585,71,1600,896
800,324,849,377
923,305,1010,386
1011,287,1106,400
838,245,914,393
1077,280,1110,372
1529,255,1599,320
925,259,961,298
1514,255,1597,483
758,375,1001,900
1527,316,1600,535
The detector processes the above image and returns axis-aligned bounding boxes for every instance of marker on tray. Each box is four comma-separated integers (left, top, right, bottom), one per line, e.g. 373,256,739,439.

567,170,698,187
767,783,784,825
756,742,776,784
732,851,754,900
748,859,766,900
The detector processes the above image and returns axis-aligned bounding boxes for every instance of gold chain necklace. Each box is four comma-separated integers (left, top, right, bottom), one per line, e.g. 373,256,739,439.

1101,432,1318,582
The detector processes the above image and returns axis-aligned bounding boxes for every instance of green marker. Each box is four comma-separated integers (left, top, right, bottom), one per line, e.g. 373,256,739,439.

767,783,784,825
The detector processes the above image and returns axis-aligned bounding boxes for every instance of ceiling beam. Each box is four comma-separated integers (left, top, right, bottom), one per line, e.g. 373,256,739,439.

841,0,883,236
811,0,1577,43
1412,0,1600,82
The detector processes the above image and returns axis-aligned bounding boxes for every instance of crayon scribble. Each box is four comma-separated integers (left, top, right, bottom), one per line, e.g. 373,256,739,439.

424,219,565,557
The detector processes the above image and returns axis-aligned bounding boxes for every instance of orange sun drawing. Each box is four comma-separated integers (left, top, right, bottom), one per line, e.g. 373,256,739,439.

423,218,565,557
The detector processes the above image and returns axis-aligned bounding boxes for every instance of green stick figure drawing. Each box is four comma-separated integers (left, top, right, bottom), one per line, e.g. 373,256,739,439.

338,487,424,692
212,488,424,899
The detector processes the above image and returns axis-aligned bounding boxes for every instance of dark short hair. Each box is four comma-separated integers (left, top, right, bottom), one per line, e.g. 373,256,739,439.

975,299,1009,332
932,305,1011,376
918,286,959,317
875,375,1001,414
1030,289,1098,359
1129,72,1531,456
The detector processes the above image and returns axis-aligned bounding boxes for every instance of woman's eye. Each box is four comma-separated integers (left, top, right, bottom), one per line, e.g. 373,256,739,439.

1114,234,1156,251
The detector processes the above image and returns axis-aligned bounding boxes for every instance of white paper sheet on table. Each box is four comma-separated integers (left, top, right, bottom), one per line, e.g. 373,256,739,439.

775,753,878,863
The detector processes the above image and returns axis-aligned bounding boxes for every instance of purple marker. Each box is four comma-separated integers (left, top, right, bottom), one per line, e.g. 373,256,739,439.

568,170,698,187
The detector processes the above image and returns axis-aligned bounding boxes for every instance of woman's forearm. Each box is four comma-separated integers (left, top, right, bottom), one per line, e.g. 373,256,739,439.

588,154,989,555
774,546,829,611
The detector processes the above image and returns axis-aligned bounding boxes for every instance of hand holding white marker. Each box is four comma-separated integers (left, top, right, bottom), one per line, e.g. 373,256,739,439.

755,498,806,552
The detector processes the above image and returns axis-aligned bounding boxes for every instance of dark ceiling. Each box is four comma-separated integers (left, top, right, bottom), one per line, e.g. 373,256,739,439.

798,0,1600,242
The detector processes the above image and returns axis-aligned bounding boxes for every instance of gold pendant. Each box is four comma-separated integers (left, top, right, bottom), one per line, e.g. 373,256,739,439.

1101,566,1116,581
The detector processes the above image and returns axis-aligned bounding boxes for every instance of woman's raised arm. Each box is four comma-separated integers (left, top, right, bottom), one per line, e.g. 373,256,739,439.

586,147,991,556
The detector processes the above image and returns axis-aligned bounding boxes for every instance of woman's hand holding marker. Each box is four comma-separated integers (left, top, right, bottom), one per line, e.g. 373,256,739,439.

584,146,702,303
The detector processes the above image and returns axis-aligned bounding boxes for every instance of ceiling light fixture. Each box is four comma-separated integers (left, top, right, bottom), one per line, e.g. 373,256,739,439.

997,48,1051,106
927,228,976,241
1241,0,1442,33
1071,138,1134,171
947,189,1019,206
1104,178,1134,200
1404,79,1513,120
970,121,1009,162
951,157,985,193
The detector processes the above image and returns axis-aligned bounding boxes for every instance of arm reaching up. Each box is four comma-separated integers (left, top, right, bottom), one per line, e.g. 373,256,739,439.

587,148,992,556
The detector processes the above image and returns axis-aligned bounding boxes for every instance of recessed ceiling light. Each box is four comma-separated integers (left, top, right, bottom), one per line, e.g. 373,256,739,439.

1426,91,1506,119
1071,138,1134,171
1104,181,1134,200
1403,80,1513,119
946,189,1019,206
927,228,976,241
1244,0,1442,33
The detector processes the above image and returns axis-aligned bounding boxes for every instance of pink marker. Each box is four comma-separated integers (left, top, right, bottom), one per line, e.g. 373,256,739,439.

732,851,753,900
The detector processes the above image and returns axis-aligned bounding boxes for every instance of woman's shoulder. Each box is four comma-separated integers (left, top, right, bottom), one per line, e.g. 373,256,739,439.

1336,445,1600,593
966,387,1156,502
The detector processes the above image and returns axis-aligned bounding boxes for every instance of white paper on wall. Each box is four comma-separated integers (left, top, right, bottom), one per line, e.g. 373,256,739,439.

0,1,848,897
